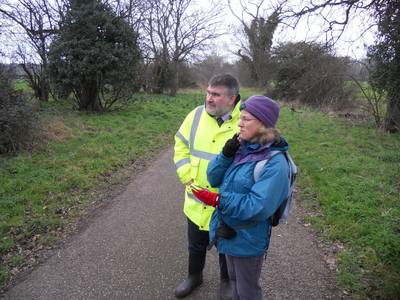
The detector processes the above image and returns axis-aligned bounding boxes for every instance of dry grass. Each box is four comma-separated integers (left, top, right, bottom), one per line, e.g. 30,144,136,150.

0,117,74,157
40,117,74,142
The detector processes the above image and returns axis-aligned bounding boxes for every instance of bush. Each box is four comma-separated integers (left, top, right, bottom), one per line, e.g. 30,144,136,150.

0,64,40,154
47,0,141,112
271,42,357,110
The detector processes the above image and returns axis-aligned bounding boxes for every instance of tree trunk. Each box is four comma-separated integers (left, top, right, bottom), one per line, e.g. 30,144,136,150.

169,67,179,97
21,63,49,101
39,77,49,102
169,59,181,97
384,97,400,133
151,86,164,94
77,84,103,112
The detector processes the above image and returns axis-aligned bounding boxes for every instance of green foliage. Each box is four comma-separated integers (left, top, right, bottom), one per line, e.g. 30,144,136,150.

238,9,281,88
151,58,172,93
279,107,400,299
0,264,10,287
272,42,356,110
0,65,40,154
47,0,141,111
11,255,23,266
367,0,400,127
367,0,400,95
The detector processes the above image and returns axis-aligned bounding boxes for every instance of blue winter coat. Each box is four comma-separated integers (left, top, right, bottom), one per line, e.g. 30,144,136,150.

207,138,290,257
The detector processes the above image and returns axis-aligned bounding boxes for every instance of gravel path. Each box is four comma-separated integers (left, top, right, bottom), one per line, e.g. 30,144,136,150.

1,147,347,300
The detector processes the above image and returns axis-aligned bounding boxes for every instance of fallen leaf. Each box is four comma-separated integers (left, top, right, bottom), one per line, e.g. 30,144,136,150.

304,223,312,227
343,290,348,295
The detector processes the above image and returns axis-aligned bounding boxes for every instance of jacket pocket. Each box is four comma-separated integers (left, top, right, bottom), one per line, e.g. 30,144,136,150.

237,228,267,250
190,156,200,179
233,175,253,192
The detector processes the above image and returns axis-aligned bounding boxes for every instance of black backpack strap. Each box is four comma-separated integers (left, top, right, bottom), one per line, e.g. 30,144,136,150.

231,220,260,230
207,217,260,250
207,235,218,250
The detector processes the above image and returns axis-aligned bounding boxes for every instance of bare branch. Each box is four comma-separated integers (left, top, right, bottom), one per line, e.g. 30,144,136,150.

281,0,379,45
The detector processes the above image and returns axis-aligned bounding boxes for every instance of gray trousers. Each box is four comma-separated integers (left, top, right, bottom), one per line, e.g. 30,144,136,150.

225,254,264,300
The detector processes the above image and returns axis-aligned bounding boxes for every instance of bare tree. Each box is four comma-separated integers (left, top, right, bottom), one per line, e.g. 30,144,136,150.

284,0,399,131
345,60,386,128
194,51,227,81
0,0,63,101
141,0,225,96
228,0,283,89
284,0,377,45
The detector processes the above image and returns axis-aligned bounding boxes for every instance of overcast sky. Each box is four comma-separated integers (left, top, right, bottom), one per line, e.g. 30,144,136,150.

0,0,377,64
214,0,377,61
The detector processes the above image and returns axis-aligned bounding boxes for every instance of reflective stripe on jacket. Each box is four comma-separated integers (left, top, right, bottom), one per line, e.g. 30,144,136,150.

174,104,240,231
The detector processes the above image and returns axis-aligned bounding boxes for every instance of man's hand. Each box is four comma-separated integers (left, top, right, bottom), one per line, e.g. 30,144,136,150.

185,180,194,186
191,189,220,208
222,133,240,158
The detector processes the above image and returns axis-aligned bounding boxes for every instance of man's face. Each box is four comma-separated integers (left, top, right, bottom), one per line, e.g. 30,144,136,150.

205,85,236,116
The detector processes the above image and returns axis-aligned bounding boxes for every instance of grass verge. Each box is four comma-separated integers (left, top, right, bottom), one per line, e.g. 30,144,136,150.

1,89,399,299
279,108,400,299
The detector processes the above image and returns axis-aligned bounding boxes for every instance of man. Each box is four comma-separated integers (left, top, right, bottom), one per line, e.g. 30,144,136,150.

173,74,241,299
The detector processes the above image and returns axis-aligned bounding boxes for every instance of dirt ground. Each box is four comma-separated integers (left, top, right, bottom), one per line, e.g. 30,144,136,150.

0,147,350,299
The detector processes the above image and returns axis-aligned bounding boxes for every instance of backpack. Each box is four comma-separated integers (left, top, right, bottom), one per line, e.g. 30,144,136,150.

253,150,298,226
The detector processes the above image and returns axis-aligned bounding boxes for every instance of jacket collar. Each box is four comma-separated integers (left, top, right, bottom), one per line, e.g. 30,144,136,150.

232,137,289,168
232,140,273,168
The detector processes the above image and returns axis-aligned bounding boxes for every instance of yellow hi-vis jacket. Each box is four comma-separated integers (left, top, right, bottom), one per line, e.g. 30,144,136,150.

174,104,240,231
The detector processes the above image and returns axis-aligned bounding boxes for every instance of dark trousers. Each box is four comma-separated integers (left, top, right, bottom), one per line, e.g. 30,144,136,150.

187,217,229,280
226,254,264,300
187,217,210,254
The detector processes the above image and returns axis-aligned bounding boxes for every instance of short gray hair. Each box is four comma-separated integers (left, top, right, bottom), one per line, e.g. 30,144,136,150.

208,73,240,97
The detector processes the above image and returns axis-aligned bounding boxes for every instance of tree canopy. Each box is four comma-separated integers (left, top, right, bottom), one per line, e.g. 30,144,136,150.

367,0,400,129
47,0,141,112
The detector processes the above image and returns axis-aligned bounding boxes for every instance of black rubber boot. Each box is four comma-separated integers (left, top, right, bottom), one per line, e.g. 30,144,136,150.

219,253,232,300
174,253,206,298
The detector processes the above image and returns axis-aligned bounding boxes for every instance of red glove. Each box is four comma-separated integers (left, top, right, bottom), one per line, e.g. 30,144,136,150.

192,189,220,208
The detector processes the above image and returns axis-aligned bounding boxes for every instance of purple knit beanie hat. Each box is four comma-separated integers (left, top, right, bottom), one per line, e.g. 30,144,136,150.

239,95,280,128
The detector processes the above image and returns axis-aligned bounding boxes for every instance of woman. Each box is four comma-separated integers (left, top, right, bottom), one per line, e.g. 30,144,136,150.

192,95,290,300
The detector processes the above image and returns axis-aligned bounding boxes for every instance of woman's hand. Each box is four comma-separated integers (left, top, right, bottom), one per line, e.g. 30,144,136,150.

222,133,241,158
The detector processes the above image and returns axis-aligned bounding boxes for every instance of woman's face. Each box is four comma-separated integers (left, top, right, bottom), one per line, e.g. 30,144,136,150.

238,110,261,141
